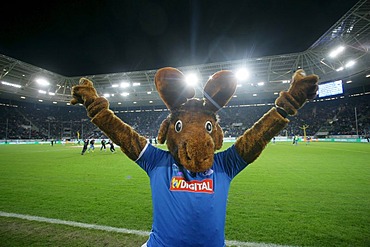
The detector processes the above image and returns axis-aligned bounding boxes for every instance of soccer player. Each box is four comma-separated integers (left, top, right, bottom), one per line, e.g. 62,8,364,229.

81,139,89,155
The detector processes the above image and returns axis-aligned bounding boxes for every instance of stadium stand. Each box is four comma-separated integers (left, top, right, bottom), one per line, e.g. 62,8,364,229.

1,94,369,141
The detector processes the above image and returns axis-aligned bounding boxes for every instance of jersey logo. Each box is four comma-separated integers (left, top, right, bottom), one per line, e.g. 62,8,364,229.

170,176,214,194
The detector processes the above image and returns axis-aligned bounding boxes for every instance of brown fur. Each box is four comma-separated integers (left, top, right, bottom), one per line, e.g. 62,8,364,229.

159,99,224,172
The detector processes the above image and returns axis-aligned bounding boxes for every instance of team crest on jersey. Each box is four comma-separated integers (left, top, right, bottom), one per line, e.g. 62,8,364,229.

170,176,214,194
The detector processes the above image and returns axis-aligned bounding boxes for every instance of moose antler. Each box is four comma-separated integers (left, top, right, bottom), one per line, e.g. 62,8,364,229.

204,70,238,112
155,67,195,110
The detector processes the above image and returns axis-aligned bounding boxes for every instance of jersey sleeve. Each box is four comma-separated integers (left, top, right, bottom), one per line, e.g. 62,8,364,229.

216,144,249,179
135,143,168,174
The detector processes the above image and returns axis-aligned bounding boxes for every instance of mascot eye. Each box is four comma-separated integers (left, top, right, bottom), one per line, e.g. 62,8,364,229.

174,120,183,133
205,121,213,133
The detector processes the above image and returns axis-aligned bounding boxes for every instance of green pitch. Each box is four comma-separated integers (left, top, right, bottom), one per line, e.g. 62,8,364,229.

0,141,369,246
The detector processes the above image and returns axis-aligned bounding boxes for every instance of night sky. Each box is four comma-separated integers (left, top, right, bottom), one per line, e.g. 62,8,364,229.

0,0,359,76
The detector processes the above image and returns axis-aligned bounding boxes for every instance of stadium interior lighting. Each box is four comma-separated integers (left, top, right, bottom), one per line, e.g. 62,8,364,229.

346,80,352,84
132,82,140,86
38,99,43,102
345,60,355,68
35,78,50,86
147,91,152,94
1,81,22,88
38,90,47,94
120,82,130,88
257,82,265,86
112,84,119,88
20,96,26,99
48,92,55,96
336,66,344,72
121,92,129,96
235,68,249,81
185,73,199,86
366,74,370,78
253,93,257,96
52,101,57,104
103,93,110,98
329,45,345,58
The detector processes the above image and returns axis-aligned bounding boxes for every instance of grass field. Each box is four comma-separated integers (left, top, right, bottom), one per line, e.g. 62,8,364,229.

0,141,369,246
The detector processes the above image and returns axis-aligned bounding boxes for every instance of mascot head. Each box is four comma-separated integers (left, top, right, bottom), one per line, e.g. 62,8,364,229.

155,67,237,173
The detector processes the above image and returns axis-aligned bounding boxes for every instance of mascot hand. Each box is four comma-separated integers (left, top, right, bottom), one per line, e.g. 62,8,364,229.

70,78,99,108
275,69,319,116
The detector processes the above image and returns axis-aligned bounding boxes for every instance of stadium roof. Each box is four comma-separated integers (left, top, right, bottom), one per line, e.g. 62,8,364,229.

0,0,369,108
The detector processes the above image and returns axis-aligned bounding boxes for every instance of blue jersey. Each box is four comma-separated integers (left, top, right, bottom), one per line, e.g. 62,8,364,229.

136,143,248,247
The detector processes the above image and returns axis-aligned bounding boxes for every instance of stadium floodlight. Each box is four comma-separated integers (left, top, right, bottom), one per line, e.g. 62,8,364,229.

52,101,57,104
103,93,110,98
112,84,119,88
329,45,345,58
185,73,199,86
257,82,264,86
336,66,344,72
38,90,47,94
133,82,141,86
120,82,130,88
1,81,22,88
120,92,129,96
235,68,249,81
35,78,50,86
345,60,355,68
253,93,257,96
147,91,152,94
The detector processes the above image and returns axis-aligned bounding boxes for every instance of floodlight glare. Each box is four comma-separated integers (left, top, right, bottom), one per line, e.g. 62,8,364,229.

336,66,344,72
120,92,129,96
1,81,22,88
120,82,130,88
345,60,355,68
329,45,345,58
35,78,50,86
235,68,249,81
38,90,47,94
185,73,198,86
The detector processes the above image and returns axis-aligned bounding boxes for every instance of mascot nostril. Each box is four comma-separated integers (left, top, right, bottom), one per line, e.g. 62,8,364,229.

72,66,318,246
179,136,215,172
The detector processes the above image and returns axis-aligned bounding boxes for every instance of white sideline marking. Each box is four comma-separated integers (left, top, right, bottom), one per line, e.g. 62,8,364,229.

0,211,298,247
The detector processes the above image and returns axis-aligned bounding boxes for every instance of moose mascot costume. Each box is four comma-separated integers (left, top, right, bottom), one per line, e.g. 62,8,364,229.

71,67,318,247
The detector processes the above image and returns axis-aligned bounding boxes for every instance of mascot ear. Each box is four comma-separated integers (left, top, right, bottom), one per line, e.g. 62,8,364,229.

204,70,237,112
157,117,170,144
155,67,195,110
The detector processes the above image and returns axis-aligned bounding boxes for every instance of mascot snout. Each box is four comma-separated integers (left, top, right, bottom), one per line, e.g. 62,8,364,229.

177,133,215,172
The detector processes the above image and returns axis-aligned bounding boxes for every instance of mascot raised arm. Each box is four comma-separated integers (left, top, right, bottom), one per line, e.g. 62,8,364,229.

71,67,318,247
